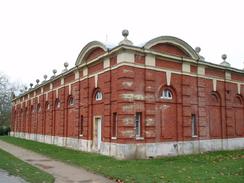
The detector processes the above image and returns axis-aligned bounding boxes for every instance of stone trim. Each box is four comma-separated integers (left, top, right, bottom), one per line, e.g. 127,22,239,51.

145,54,155,66
117,51,134,63
14,44,243,102
10,132,244,160
166,71,171,86
75,41,108,65
14,62,244,105
143,36,199,60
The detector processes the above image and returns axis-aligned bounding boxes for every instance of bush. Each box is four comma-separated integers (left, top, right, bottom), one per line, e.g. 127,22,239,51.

0,126,10,135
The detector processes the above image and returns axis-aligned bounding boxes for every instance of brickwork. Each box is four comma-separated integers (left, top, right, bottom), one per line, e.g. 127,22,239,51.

11,35,244,159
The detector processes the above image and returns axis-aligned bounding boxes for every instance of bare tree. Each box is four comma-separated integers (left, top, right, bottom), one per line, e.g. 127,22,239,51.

0,72,23,131
0,73,11,126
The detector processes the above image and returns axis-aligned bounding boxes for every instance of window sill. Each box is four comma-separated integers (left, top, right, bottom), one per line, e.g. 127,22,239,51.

160,97,172,100
136,136,144,140
79,134,83,137
111,137,117,140
192,135,198,138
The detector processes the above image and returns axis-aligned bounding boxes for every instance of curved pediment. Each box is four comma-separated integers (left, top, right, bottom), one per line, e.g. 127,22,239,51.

144,36,199,60
75,41,108,66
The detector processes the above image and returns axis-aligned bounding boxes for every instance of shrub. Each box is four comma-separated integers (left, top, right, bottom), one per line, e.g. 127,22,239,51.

0,126,10,135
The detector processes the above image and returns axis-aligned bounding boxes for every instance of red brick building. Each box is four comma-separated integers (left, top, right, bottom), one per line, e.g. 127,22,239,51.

11,30,244,159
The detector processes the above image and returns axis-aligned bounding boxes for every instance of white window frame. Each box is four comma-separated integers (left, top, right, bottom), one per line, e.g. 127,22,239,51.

95,91,103,101
46,102,50,110
56,99,60,109
135,112,142,137
161,89,173,99
68,97,74,106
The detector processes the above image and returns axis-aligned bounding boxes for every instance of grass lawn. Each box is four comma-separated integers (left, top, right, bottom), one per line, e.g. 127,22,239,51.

1,136,243,183
0,147,54,183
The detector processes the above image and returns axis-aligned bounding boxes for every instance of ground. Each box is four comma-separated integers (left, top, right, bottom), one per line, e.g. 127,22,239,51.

0,147,54,183
1,136,243,183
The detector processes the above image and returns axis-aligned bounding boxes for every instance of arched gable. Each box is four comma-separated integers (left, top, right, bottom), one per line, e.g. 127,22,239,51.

143,36,199,60
75,41,108,66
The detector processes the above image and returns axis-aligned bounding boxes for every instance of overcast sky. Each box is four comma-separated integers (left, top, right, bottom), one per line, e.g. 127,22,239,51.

0,0,243,87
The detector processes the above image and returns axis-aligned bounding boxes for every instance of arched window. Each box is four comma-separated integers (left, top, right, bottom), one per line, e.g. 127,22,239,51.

234,95,243,105
55,99,60,109
68,96,74,106
31,105,35,113
45,102,50,110
209,92,221,106
160,89,173,99
37,104,41,112
211,93,219,103
95,91,103,101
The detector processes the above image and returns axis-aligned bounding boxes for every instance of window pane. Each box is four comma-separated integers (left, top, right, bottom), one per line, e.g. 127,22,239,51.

192,114,197,136
56,100,60,108
135,112,141,137
95,91,102,101
69,97,74,106
46,102,50,110
80,115,83,135
161,89,172,99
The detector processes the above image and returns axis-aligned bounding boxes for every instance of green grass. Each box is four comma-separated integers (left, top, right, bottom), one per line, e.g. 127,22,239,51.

0,147,54,183
1,136,244,183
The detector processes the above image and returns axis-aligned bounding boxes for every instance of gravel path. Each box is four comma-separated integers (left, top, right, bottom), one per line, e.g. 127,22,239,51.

0,140,115,183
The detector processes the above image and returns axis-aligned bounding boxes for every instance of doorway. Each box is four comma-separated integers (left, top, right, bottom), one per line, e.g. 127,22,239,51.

93,117,102,151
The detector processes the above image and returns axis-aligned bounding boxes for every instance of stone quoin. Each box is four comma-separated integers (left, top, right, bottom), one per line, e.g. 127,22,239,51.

11,30,244,159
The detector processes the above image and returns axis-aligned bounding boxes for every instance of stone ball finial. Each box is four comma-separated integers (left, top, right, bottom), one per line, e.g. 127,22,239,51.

119,29,133,45
24,86,27,90
44,74,47,80
220,54,230,67
64,62,69,68
30,83,33,88
122,29,129,38
222,54,227,61
195,47,201,53
63,62,69,73
36,79,40,84
53,69,57,75
20,89,23,93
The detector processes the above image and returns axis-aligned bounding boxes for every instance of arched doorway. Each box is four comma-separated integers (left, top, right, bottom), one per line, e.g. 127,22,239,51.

208,92,222,138
91,89,104,151
233,95,244,136
37,103,42,134
44,101,50,135
158,86,177,140
54,99,61,137
67,96,75,137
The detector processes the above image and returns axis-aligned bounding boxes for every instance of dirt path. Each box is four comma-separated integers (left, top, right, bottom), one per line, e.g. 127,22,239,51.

0,140,115,183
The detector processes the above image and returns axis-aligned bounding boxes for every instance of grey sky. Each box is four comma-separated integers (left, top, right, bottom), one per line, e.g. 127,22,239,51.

0,0,243,87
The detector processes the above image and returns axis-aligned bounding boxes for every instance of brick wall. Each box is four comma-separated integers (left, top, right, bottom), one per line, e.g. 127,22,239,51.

11,42,244,147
